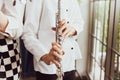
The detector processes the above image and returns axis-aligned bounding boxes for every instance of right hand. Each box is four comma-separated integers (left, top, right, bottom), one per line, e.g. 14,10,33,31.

41,42,64,67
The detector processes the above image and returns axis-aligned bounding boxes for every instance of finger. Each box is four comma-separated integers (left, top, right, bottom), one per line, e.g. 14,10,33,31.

58,19,66,26
51,27,56,31
52,42,64,55
64,29,73,38
43,58,51,65
44,60,50,65
42,55,51,65
52,59,61,67
58,25,66,34
65,32,71,38
62,51,65,55
45,61,53,65
53,51,62,61
52,42,61,49
62,27,70,38
52,45,63,55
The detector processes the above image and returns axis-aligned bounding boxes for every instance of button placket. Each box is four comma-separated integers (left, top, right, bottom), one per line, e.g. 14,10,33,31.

65,8,70,24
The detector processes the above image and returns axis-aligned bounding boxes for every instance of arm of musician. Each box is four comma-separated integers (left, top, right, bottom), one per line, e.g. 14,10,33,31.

69,0,84,39
40,42,64,67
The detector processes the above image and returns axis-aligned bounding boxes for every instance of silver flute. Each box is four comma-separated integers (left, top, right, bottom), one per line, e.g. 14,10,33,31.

56,0,64,80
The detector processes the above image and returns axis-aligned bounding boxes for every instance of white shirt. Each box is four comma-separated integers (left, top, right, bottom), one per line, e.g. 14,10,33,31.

0,0,25,39
22,0,84,74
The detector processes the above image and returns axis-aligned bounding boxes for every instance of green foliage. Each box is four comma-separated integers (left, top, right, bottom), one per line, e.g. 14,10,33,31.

77,0,82,4
116,12,120,52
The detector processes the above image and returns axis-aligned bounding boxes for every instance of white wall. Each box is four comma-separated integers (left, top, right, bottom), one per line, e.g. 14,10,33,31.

76,0,89,76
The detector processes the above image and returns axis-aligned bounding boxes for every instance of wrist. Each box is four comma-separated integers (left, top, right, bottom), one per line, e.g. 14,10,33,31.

40,53,48,61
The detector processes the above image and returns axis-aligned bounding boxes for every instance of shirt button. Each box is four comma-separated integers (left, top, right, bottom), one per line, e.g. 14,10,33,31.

66,9,68,12
67,21,69,23
71,47,74,50
75,39,78,41
13,0,16,6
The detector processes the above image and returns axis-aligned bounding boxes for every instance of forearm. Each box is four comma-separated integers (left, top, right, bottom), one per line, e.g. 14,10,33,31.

0,11,8,32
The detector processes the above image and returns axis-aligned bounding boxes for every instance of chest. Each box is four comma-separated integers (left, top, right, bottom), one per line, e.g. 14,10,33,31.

0,0,15,11
44,0,72,16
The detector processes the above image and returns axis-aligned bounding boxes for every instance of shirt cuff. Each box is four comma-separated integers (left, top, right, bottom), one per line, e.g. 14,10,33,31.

5,15,19,38
34,51,47,62
30,46,49,62
70,24,83,39
5,15,23,39
0,31,9,37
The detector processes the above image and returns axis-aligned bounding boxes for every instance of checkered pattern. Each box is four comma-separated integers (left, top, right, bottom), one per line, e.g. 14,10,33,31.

0,37,21,80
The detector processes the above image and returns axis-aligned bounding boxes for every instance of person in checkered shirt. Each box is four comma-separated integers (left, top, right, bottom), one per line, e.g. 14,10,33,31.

0,0,25,80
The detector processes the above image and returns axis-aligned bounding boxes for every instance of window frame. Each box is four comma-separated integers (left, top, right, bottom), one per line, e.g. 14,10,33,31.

87,0,120,80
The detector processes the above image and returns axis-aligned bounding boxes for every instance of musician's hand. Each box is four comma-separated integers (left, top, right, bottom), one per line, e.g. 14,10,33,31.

0,11,8,32
52,19,77,38
40,42,64,67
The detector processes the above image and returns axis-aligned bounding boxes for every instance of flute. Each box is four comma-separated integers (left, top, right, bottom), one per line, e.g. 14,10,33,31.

56,0,64,80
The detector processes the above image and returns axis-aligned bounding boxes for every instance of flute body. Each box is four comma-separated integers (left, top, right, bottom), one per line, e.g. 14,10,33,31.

56,0,64,80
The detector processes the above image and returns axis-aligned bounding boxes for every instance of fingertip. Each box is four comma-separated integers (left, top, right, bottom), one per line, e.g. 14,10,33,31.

51,27,56,31
52,42,56,46
62,51,65,55
52,60,61,67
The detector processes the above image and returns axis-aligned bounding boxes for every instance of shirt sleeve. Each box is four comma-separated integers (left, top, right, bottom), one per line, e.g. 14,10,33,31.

0,0,25,39
22,0,46,62
70,0,84,39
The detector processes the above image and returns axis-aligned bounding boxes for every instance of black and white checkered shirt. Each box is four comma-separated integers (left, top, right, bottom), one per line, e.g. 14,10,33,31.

0,36,21,80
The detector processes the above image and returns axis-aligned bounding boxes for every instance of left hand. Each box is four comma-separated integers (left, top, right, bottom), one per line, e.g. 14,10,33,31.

52,19,77,38
40,42,64,67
